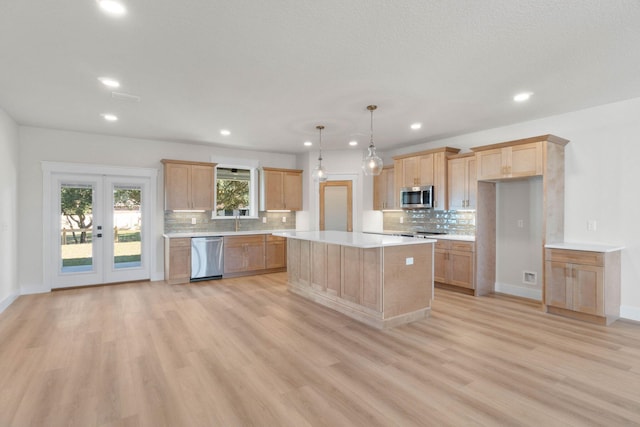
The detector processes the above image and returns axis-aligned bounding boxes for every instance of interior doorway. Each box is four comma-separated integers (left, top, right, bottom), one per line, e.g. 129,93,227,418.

319,180,353,232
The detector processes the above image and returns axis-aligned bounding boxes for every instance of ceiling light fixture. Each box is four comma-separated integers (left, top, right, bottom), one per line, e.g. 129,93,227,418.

410,123,422,130
312,125,328,182
514,92,533,102
349,140,358,146
304,141,312,147
220,129,231,136
98,77,120,88
97,0,127,15
102,113,118,122
362,105,383,176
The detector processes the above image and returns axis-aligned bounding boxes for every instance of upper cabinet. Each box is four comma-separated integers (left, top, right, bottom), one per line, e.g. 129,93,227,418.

262,167,303,211
472,136,568,181
162,159,217,210
393,147,460,210
373,165,395,210
448,153,477,210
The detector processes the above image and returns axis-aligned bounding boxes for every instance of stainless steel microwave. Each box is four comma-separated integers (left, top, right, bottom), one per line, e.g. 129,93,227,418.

400,185,434,209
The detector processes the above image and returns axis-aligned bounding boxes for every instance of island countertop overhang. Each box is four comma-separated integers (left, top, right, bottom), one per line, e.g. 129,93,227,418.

272,230,435,248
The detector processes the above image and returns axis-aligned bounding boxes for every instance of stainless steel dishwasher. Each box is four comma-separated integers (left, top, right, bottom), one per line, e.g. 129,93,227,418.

191,236,224,281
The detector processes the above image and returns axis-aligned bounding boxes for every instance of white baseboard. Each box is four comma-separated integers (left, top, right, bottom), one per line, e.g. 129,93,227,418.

494,282,542,301
0,292,20,313
620,305,640,322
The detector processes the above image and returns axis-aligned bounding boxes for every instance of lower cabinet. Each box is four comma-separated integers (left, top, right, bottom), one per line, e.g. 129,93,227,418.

266,235,287,269
289,240,382,312
224,235,265,274
164,237,191,284
545,248,621,325
434,239,475,291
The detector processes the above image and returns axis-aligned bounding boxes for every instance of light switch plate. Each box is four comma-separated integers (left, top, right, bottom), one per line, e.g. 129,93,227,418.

262,217,267,223
191,217,196,225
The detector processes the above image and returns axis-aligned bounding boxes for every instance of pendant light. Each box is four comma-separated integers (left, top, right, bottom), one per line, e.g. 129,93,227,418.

362,105,383,176
312,125,328,182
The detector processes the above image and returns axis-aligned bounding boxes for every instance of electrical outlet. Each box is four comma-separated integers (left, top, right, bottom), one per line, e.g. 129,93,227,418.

191,217,197,225
282,216,287,223
517,219,524,228
400,216,404,224
262,217,267,224
587,219,597,231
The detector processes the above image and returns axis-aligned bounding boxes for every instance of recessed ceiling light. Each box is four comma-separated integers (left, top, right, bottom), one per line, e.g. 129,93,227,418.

220,129,231,136
101,113,118,122
98,77,120,88
97,0,127,15
514,92,533,102
349,140,358,146
304,141,312,146
410,123,422,130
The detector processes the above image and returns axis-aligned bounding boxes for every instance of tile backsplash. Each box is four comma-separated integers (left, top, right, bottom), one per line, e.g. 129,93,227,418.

382,209,476,235
164,211,296,234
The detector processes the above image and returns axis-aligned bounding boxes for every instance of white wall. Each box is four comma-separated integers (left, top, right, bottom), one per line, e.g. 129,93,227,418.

0,108,19,312
18,126,297,294
384,96,640,319
495,178,543,300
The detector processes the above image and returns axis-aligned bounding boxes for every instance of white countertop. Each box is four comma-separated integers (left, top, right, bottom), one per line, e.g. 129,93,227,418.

366,230,476,242
545,242,624,253
164,229,295,238
272,230,436,248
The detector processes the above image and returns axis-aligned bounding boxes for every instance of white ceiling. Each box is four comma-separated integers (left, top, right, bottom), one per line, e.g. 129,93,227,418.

2,1,640,154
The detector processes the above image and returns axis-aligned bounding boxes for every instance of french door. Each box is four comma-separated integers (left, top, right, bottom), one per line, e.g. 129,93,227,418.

50,173,152,288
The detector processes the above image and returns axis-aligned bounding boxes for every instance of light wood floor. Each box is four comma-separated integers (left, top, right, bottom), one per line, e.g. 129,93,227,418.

1,273,640,426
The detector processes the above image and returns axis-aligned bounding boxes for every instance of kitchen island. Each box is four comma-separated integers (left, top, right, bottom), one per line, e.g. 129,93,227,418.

272,231,435,329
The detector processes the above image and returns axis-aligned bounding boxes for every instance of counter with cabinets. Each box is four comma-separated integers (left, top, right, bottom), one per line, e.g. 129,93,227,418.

163,230,292,284
544,242,623,325
273,230,436,329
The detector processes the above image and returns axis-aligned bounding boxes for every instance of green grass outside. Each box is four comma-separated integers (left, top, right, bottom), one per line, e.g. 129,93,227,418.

62,254,142,267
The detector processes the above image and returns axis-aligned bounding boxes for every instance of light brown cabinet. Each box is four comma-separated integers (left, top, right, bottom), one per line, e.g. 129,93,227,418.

434,239,475,291
262,167,303,211
373,165,395,210
161,159,216,210
545,248,621,325
474,141,542,181
164,237,191,284
393,147,459,210
223,235,266,275
266,235,287,269
448,153,477,210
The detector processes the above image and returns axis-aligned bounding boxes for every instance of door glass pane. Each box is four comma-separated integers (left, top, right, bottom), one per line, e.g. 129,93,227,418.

60,183,94,273
324,186,348,231
113,185,142,269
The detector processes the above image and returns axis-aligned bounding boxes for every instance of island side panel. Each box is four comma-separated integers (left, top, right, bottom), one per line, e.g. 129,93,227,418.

362,248,382,312
326,243,342,297
383,243,433,319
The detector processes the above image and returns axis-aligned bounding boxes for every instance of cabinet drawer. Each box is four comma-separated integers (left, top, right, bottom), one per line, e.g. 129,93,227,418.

224,235,265,247
266,235,286,243
450,241,474,252
170,238,191,248
435,240,451,250
546,249,603,266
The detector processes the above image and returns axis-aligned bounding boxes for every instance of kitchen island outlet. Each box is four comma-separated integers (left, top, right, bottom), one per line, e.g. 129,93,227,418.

273,231,435,329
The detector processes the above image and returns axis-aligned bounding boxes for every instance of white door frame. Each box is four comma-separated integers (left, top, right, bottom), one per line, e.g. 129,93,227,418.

42,162,157,290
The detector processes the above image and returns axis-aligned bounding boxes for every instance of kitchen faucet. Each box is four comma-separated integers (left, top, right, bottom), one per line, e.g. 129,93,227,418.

235,214,240,232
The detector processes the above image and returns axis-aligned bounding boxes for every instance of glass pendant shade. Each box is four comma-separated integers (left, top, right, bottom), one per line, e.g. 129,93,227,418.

312,125,328,182
363,144,383,176
312,162,327,182
362,104,383,176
